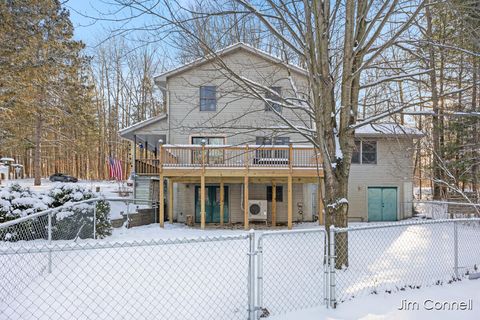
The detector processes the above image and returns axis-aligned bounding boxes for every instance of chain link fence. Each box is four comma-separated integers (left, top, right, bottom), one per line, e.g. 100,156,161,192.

257,229,327,317
1,201,480,319
413,200,480,219
1,235,250,320
330,218,480,307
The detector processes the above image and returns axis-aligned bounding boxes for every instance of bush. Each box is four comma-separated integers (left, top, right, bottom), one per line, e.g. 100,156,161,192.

0,184,52,241
0,183,51,222
0,183,112,241
49,184,112,239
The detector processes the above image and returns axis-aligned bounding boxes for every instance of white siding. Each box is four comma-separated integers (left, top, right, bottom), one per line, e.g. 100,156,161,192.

348,138,415,221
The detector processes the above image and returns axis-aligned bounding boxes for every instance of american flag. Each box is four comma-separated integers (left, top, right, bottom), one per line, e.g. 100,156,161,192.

108,157,123,181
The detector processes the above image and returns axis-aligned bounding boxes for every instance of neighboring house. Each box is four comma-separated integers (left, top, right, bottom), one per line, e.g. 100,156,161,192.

119,43,422,229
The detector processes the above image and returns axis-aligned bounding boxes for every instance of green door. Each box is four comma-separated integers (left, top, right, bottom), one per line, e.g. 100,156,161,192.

368,187,397,221
194,186,229,223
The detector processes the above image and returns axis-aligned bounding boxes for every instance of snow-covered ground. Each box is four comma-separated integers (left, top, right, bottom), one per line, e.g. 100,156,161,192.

1,221,479,319
2,180,480,319
271,278,480,320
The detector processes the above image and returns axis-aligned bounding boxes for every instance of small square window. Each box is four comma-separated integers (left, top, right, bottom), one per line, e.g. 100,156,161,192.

267,186,283,202
200,86,216,111
265,87,282,112
361,141,377,164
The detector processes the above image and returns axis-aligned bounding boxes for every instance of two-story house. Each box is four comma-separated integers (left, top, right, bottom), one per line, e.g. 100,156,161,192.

119,43,422,229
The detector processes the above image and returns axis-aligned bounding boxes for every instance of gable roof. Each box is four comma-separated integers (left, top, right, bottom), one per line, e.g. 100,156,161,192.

154,42,308,84
355,123,423,138
118,114,167,137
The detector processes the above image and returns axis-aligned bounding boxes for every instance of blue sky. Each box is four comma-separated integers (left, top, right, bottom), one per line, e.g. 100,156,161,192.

66,0,154,49
66,0,110,47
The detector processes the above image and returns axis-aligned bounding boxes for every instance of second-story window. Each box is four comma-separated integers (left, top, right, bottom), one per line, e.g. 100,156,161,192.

265,86,282,113
352,140,377,164
200,86,217,111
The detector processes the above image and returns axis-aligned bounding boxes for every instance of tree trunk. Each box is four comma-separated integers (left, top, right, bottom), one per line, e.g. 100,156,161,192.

34,114,42,186
426,5,444,200
324,170,350,268
472,61,478,194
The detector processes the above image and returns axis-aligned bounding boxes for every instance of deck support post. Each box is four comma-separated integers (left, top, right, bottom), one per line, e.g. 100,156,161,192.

200,143,206,229
272,182,277,227
200,175,206,229
287,175,293,230
133,135,137,173
168,179,174,224
159,174,164,227
159,143,164,228
244,176,249,230
220,180,224,226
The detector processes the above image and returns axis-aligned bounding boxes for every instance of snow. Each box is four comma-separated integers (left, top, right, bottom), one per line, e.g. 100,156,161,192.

271,279,480,320
355,123,423,137
335,134,343,160
327,198,349,209
1,179,143,219
1,221,479,319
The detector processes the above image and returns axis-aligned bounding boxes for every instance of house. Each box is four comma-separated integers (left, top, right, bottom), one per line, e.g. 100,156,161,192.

119,43,422,229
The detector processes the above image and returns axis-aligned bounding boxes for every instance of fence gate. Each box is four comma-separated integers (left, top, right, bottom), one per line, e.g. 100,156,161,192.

256,229,327,318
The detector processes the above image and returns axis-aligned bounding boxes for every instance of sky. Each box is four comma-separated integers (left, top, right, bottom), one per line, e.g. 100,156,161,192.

65,0,111,47
65,0,155,49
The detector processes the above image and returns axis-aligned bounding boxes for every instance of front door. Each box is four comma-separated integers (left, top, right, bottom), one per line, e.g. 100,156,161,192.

368,187,397,221
194,186,229,223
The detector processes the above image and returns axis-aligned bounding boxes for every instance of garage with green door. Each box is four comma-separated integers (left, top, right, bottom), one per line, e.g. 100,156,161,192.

367,187,398,221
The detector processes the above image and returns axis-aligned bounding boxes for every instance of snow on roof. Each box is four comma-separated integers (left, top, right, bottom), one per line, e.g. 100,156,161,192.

355,123,423,138
0,157,15,162
154,42,307,83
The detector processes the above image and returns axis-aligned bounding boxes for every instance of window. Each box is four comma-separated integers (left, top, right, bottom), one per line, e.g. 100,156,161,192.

352,140,377,164
361,141,377,164
200,86,217,111
265,86,282,112
267,186,283,202
255,136,290,146
157,134,167,145
191,137,225,145
191,136,225,164
256,136,290,159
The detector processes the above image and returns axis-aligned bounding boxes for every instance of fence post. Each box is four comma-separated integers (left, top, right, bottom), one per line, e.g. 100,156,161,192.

93,201,97,240
324,231,329,308
454,221,459,279
329,225,336,308
248,229,256,320
256,235,264,318
47,212,52,273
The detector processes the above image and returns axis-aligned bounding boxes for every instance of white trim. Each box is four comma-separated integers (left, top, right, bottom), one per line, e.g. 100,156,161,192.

119,114,168,137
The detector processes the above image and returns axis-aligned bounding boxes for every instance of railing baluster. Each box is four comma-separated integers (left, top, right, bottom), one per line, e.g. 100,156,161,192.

134,144,321,174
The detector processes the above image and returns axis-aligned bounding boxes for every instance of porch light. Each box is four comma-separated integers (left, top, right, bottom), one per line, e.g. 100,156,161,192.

158,138,164,145
200,139,206,145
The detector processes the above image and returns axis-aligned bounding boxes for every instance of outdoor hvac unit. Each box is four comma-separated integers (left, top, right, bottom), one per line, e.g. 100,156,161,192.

248,200,268,221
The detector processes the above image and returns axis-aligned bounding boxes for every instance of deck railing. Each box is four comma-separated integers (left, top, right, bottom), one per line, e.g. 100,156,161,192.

135,144,321,174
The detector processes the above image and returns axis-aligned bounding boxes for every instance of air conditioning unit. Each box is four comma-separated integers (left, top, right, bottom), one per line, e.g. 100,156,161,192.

248,200,268,221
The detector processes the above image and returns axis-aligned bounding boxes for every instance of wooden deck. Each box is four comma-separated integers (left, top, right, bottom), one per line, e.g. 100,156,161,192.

134,144,324,230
